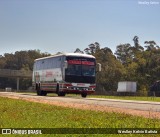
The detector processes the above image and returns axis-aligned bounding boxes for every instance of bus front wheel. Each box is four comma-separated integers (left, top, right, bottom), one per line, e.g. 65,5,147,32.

37,90,47,96
42,91,47,96
36,84,47,96
81,93,87,98
36,84,40,95
58,92,66,96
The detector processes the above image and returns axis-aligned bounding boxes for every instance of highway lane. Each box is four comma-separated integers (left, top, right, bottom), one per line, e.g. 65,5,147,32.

0,92,160,112
87,98,160,112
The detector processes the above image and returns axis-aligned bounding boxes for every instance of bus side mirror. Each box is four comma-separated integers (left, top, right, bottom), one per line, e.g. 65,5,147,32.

97,63,101,72
64,61,68,69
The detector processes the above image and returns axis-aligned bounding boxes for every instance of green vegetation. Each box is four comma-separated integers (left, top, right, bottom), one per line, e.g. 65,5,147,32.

0,96,160,128
0,97,160,136
82,37,160,96
64,94,160,102
0,36,160,96
89,95,160,102
0,50,50,90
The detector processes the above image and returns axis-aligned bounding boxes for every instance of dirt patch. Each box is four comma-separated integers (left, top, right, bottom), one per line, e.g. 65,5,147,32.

1,93,160,119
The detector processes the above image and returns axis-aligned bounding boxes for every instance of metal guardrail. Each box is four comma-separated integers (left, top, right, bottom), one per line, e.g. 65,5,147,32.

0,69,32,78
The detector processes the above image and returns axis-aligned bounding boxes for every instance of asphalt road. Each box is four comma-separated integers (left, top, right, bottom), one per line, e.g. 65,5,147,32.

0,92,160,112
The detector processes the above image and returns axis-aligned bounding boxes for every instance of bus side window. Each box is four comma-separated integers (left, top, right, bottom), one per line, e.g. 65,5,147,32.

36,61,40,70
46,59,50,69
33,63,36,70
48,58,51,69
41,60,44,70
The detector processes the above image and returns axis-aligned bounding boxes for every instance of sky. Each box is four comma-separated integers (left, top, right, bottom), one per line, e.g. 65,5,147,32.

0,0,160,55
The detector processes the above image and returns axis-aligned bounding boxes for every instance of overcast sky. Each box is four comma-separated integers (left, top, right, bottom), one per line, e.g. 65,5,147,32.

0,0,160,55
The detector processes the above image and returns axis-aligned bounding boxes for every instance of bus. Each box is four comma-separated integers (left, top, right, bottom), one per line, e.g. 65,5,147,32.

32,52,101,97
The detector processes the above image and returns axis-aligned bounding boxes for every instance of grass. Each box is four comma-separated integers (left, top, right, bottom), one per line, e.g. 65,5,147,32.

88,95,160,102
0,97,160,137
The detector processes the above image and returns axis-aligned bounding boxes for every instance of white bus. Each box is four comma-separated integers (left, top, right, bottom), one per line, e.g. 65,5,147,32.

32,53,101,97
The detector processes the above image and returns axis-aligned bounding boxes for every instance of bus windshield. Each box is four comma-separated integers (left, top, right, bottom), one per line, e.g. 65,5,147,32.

66,64,95,76
65,56,96,83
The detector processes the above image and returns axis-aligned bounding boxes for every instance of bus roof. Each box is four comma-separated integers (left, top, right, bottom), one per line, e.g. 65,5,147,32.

35,52,95,61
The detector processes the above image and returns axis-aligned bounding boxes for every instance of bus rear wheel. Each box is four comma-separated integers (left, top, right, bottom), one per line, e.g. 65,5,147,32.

81,93,87,98
37,88,47,96
41,91,47,96
56,84,66,96
58,92,66,96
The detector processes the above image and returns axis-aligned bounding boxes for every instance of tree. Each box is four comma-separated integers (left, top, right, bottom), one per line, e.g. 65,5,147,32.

95,48,126,94
74,48,84,53
84,42,101,55
0,50,50,90
133,36,139,47
101,47,113,54
83,43,126,94
132,36,144,52
144,41,157,51
115,43,133,65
